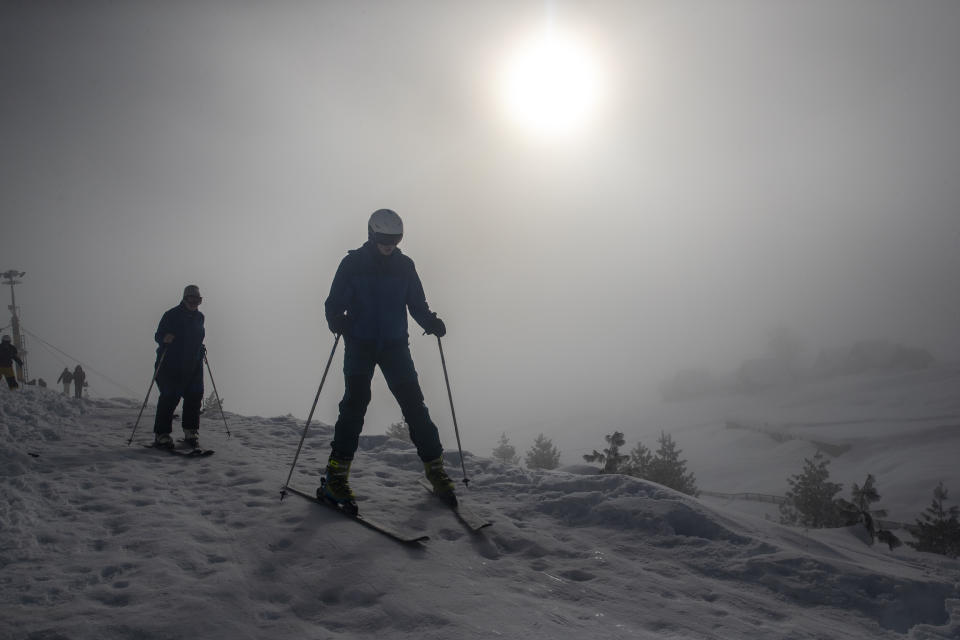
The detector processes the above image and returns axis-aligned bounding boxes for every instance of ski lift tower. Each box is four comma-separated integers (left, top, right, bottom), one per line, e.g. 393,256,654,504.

2,269,28,382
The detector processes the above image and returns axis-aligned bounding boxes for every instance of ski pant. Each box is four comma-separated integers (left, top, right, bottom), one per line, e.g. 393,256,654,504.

74,381,84,399
1,366,17,390
62,382,71,395
153,366,204,435
331,339,443,463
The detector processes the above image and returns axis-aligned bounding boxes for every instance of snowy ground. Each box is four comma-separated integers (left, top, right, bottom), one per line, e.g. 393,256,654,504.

1,382,959,640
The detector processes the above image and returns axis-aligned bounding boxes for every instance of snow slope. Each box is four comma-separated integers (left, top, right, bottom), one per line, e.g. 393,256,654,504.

1,387,958,639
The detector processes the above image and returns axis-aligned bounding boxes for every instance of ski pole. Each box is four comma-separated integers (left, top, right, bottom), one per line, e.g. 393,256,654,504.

203,352,232,437
280,333,340,501
437,336,470,488
127,347,167,445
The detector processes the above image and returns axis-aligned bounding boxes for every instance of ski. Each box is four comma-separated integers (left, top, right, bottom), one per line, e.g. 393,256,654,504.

143,443,215,457
418,479,493,532
282,485,429,546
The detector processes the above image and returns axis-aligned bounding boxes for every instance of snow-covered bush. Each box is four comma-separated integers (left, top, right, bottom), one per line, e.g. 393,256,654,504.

385,420,411,442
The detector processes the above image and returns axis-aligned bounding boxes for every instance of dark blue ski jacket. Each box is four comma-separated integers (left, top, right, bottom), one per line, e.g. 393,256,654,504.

154,303,205,382
0,342,23,368
324,241,436,348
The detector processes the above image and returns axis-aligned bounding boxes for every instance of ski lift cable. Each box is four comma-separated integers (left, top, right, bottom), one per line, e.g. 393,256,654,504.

27,335,71,368
20,326,140,397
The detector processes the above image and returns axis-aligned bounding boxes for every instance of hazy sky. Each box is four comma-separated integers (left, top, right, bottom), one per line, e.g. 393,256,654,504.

2,1,958,455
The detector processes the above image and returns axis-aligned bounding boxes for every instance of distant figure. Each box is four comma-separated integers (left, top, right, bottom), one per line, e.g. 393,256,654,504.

57,367,73,396
877,528,903,551
152,284,206,449
320,208,453,514
862,511,876,540
72,365,86,399
0,335,23,390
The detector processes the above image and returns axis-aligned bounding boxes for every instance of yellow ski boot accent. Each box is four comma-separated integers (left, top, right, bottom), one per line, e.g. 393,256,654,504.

424,457,457,506
320,456,357,513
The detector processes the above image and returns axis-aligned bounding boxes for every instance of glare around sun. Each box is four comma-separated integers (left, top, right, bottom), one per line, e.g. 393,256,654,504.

498,27,605,139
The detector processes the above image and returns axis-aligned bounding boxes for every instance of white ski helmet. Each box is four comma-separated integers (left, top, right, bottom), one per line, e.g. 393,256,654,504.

368,208,403,245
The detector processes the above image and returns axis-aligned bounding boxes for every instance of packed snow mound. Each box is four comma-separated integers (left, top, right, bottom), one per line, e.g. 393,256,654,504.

462,461,957,635
1,387,958,639
1,387,81,476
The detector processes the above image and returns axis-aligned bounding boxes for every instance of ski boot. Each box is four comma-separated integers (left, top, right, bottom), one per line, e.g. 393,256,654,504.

424,457,457,506
154,433,174,449
183,429,200,450
319,456,358,515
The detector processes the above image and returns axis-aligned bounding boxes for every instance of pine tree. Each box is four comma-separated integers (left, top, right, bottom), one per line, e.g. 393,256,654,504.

491,432,520,465
385,420,411,442
583,431,629,474
907,482,960,558
779,451,844,528
646,432,699,496
851,474,882,514
849,474,886,523
627,441,653,478
525,433,561,470
202,391,223,413
846,474,896,544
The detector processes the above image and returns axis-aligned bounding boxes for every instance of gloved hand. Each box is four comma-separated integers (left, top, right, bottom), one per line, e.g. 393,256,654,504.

424,314,446,338
329,314,351,336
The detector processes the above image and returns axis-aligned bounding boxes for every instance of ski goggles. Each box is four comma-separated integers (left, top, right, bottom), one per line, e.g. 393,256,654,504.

373,232,403,246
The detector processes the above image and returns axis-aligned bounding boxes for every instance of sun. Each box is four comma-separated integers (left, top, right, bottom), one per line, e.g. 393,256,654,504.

498,26,605,138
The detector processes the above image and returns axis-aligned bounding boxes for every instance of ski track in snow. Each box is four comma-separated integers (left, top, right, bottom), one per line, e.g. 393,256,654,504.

1,387,959,640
